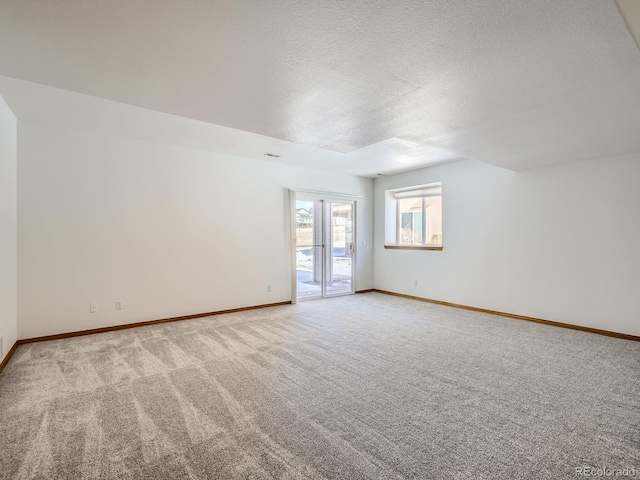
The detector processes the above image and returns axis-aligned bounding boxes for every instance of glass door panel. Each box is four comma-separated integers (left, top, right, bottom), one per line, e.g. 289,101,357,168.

295,199,322,299
325,202,354,296
294,194,355,301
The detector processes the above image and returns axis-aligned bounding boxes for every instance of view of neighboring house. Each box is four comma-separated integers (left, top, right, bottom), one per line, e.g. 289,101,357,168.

296,207,313,228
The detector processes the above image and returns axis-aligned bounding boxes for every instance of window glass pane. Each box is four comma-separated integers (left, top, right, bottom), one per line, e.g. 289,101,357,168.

425,196,442,245
401,212,413,230
386,182,442,247
413,211,423,243
398,198,422,244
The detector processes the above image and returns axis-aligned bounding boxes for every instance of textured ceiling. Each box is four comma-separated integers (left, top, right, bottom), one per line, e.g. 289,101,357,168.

1,0,639,174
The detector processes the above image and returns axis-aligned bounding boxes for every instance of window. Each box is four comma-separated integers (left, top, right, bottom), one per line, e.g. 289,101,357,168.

385,183,442,250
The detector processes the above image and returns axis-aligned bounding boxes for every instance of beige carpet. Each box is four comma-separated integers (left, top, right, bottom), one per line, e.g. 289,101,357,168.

0,292,638,479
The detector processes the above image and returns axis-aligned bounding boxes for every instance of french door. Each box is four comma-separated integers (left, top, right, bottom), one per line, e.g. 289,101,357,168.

291,192,356,301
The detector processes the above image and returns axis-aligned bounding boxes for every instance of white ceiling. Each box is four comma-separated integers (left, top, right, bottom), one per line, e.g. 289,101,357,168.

1,0,639,176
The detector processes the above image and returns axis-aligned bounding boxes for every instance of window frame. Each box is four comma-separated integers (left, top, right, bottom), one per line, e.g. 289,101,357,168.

385,182,443,251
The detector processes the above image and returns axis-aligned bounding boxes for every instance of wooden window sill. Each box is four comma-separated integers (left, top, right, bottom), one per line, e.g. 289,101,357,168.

384,245,443,251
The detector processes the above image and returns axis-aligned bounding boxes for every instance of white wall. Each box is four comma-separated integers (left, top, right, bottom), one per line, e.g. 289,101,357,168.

0,94,18,363
18,121,373,339
13,100,640,340
374,156,640,336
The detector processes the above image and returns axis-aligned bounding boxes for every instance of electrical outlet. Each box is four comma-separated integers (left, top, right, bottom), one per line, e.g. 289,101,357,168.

116,300,123,310
267,284,272,293
413,279,418,286
90,302,98,313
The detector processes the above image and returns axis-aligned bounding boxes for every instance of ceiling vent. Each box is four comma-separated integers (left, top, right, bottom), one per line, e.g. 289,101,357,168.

264,152,281,158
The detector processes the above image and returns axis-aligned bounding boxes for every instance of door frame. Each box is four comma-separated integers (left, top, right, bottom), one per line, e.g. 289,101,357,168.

290,189,359,304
